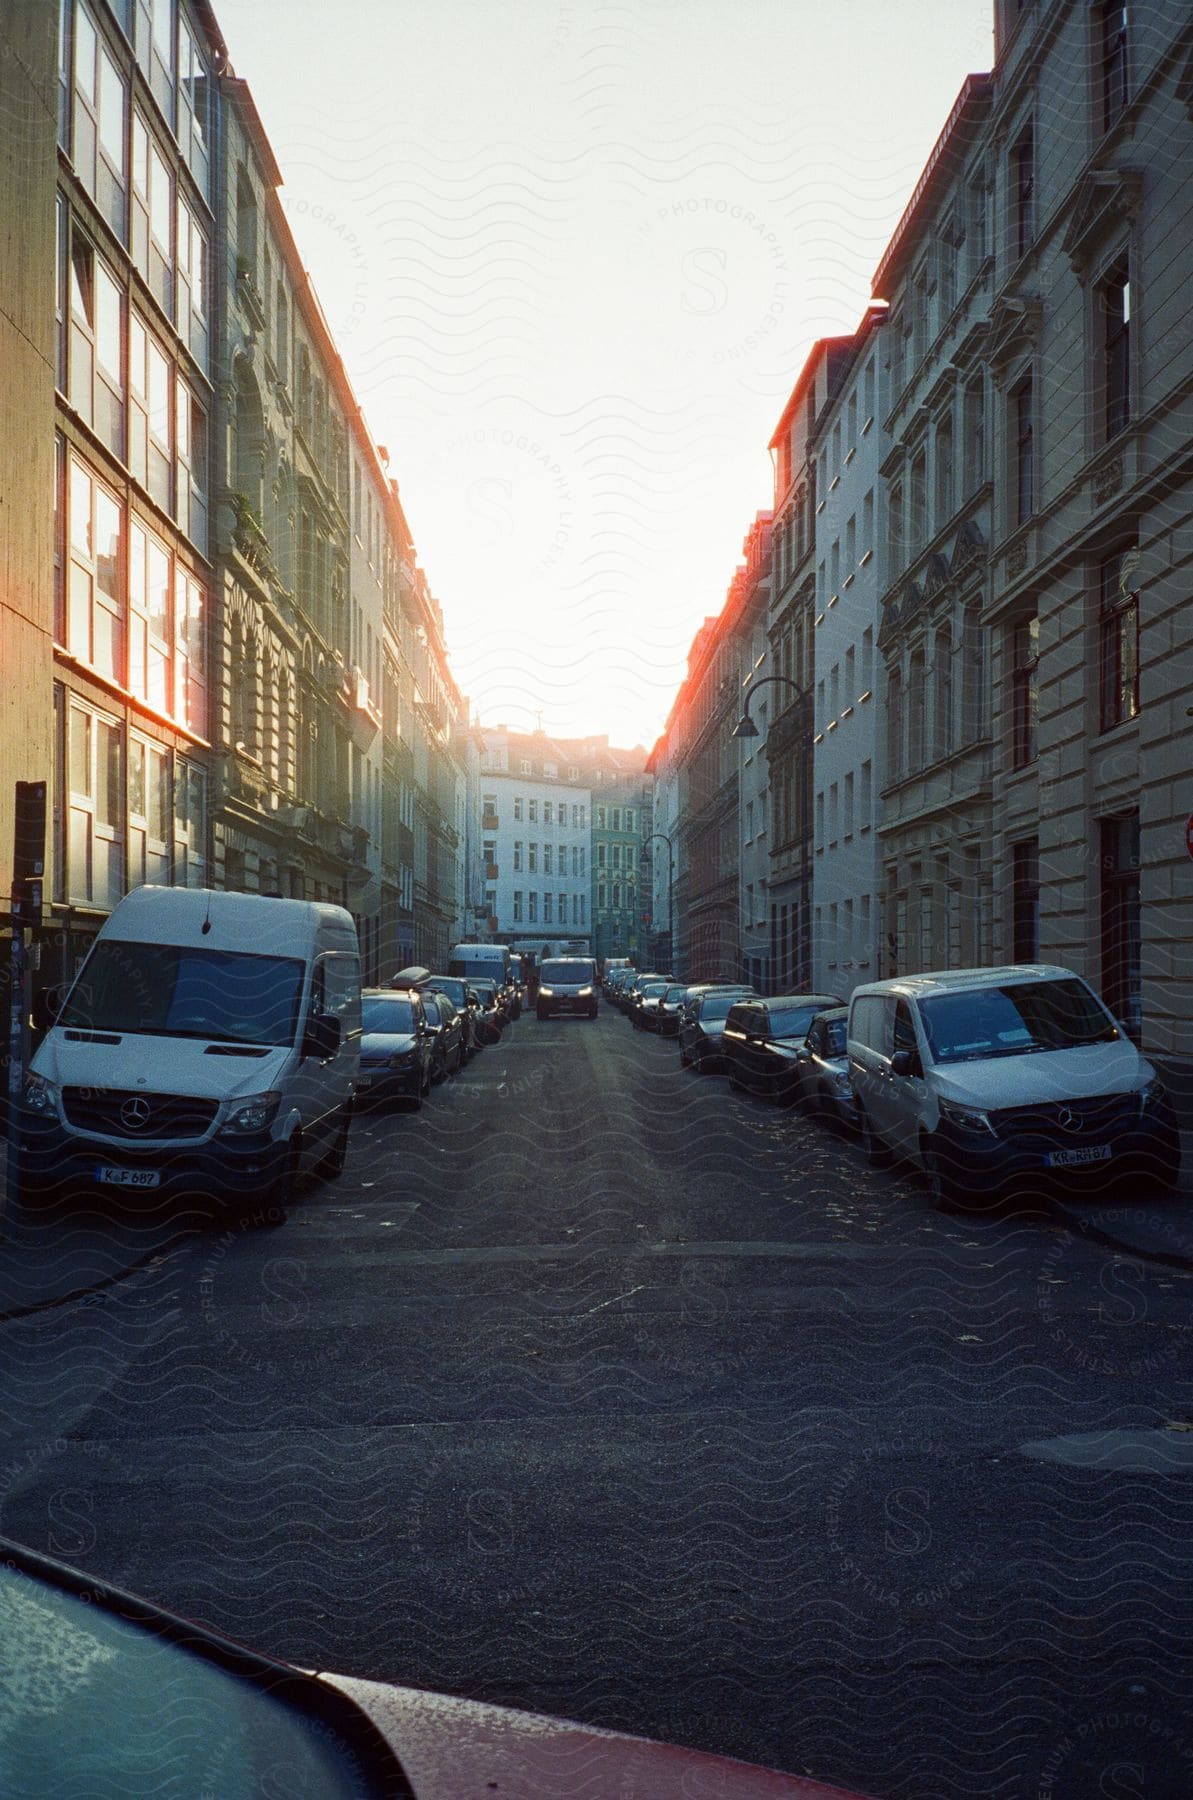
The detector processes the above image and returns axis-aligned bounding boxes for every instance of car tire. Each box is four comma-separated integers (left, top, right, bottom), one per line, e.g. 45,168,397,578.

315,1106,351,1179
431,1050,446,1085
247,1133,300,1225
679,1046,691,1067
406,1086,423,1113
921,1134,961,1210
537,1006,548,1021
859,1106,894,1169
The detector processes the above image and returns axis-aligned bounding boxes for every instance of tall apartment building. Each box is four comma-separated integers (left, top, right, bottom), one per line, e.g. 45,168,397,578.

589,747,651,965
767,345,851,993
49,0,225,988
809,304,887,999
0,4,57,915
983,0,1193,1070
872,74,996,979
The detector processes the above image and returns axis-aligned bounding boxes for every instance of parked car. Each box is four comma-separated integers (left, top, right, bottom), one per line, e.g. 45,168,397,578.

678,988,758,1071
608,967,639,1008
422,991,466,1081
536,956,599,1020
848,964,1181,1207
358,988,433,1109
629,978,672,1031
620,971,666,1014
426,975,483,1058
469,977,505,1042
793,1007,857,1127
656,982,694,1037
19,886,360,1216
602,956,632,992
723,994,842,1101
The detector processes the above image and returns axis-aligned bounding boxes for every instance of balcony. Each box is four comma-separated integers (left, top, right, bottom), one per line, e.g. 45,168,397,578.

485,862,499,879
481,811,499,831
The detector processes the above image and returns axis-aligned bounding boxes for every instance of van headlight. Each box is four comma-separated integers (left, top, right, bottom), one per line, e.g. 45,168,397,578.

538,987,554,998
938,1099,995,1135
577,985,593,997
1138,1076,1168,1116
219,1091,281,1135
21,1073,60,1116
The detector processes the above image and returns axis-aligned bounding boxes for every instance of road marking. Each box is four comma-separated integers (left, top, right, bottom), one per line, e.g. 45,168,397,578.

581,1284,646,1316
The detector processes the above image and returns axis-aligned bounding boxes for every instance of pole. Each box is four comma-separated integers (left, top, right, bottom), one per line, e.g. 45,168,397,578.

6,915,26,1217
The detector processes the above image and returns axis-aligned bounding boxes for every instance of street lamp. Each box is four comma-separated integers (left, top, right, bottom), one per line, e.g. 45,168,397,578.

731,673,806,738
642,831,675,974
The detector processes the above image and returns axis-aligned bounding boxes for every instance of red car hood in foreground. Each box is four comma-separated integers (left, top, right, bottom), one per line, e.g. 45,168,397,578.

326,1674,873,1799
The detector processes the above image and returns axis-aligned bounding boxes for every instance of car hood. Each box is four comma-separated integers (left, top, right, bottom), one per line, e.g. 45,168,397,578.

360,1031,419,1056
325,1674,871,1799
31,1030,293,1100
929,1038,1149,1108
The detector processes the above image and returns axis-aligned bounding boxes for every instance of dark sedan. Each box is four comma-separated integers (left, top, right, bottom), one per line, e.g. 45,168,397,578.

656,982,694,1037
358,989,434,1109
427,976,483,1058
678,988,760,1071
469,977,505,1043
422,991,466,1081
629,978,672,1030
723,994,843,1100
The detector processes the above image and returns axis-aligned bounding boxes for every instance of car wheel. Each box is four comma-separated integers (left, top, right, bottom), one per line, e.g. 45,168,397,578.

241,1133,300,1225
405,1085,422,1112
431,1050,447,1085
536,1005,548,1021
315,1106,351,1179
679,1046,691,1067
921,1134,961,1210
859,1106,894,1169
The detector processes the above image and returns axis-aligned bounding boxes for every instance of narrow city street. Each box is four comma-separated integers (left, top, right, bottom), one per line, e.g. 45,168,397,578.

3,1010,1193,1797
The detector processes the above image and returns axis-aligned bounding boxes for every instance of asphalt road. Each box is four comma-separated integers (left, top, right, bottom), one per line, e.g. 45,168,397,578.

3,1007,1193,1797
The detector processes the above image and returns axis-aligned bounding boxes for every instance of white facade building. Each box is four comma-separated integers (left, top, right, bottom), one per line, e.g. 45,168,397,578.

480,729,591,953
810,306,886,999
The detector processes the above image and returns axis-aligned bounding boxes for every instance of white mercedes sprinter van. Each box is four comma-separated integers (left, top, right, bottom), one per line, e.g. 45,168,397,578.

20,887,361,1218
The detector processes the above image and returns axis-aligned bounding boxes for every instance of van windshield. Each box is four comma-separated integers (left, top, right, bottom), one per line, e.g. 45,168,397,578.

918,979,1120,1064
58,943,307,1047
541,961,593,984
448,958,503,979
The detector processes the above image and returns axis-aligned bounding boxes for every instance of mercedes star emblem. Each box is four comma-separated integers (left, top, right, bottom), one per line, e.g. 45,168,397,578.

120,1096,153,1130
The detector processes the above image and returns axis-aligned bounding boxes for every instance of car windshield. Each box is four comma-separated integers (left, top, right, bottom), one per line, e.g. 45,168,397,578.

699,995,737,1021
918,978,1120,1063
472,980,497,1000
639,981,669,997
430,979,468,1006
663,986,689,1002
541,961,592,983
58,943,306,1047
767,1005,820,1040
823,1019,848,1056
362,996,416,1035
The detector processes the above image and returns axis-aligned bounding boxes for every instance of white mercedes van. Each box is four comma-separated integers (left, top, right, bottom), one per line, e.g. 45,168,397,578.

848,964,1179,1207
20,887,361,1218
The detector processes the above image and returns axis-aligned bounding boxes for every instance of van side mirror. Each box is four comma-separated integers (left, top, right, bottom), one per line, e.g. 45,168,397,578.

891,1048,919,1078
303,1011,341,1060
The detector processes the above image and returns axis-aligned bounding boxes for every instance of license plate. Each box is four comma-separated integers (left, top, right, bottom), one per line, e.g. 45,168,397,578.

97,1166,161,1188
1045,1145,1111,1168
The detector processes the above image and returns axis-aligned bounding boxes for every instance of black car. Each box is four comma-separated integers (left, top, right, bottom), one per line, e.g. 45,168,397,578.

427,976,483,1058
629,978,672,1030
722,994,843,1100
677,987,760,1071
358,988,434,1109
422,991,466,1081
469,977,505,1042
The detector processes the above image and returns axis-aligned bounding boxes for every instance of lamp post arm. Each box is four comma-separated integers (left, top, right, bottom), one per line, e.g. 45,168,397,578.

742,673,805,719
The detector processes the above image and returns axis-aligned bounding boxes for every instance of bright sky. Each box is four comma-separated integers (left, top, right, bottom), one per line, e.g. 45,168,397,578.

216,0,992,750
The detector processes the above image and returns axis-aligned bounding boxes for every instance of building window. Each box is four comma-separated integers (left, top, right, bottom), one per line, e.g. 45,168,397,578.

128,518,171,711
513,841,523,871
513,890,523,921
528,798,537,822
596,806,605,829
1011,124,1034,261
1012,374,1034,526
513,796,523,820
65,698,124,907
1100,812,1140,1036
528,890,538,922
130,311,172,511
131,112,173,315
519,759,532,774
68,456,123,684
543,893,553,924
887,479,904,577
1099,546,1140,730
1011,839,1040,962
73,7,128,239
934,623,954,760
1011,613,1039,766
886,669,903,781
1100,258,1131,439
528,843,537,873
543,843,553,875
1100,3,1129,134
935,414,954,524
963,376,985,496
597,841,606,868
612,882,621,909
128,731,171,888
907,648,925,769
